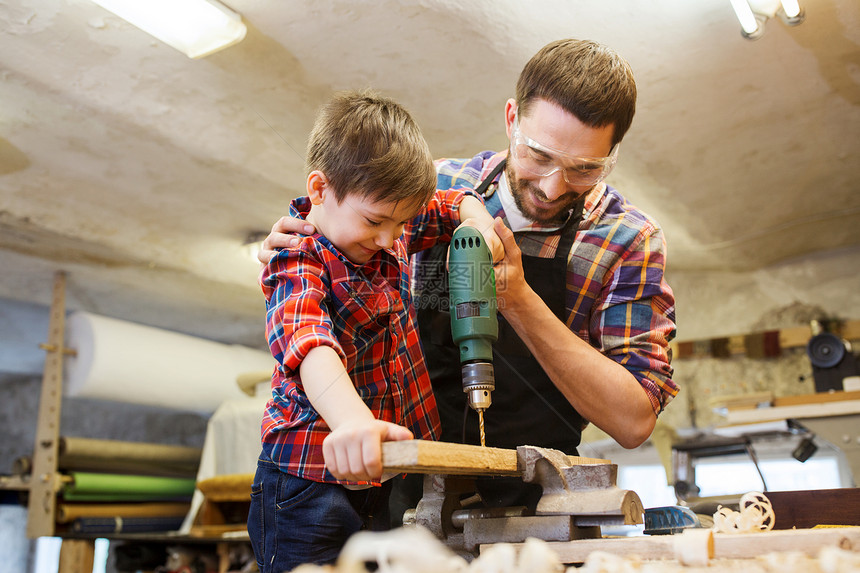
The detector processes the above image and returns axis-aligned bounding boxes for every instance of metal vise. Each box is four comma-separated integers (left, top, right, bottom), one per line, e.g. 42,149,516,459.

404,445,644,556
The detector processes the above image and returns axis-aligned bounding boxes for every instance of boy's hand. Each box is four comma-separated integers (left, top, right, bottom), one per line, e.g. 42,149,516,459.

458,216,505,264
257,216,316,264
322,419,413,482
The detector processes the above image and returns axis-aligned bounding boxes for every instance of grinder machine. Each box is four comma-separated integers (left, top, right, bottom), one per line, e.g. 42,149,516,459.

447,225,498,447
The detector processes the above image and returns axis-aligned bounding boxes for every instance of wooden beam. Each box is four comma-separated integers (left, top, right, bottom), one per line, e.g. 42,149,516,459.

513,527,860,564
27,271,67,539
58,539,94,573
381,440,609,476
774,390,860,407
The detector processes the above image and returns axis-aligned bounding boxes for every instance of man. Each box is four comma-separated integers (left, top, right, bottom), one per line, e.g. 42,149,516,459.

259,38,678,511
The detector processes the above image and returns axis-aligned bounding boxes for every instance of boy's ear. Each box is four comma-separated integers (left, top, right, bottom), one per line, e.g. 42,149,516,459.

307,171,329,205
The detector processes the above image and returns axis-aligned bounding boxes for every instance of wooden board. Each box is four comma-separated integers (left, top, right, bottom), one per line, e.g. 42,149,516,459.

381,440,609,476
774,390,860,407
512,527,860,564
766,489,860,529
725,400,860,424
56,502,191,523
197,473,255,502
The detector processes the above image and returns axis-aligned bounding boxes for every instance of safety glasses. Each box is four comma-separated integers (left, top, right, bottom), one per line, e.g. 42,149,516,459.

509,115,618,187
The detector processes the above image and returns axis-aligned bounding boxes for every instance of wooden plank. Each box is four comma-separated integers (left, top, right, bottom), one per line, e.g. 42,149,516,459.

779,325,812,349
725,400,860,424
381,440,609,476
774,390,860,407
842,319,860,342
197,473,255,502
766,489,860,529
55,502,191,523
58,539,94,573
189,524,250,538
523,527,860,564
27,271,67,539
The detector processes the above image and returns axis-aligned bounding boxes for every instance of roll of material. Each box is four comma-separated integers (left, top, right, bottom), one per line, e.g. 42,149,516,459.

71,516,185,534
56,502,191,523
64,311,274,413
63,472,196,502
58,437,201,477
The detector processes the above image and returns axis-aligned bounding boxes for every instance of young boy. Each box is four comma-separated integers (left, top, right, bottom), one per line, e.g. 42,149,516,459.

248,91,501,572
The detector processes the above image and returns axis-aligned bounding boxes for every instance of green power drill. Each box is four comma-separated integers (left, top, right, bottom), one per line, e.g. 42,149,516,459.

448,225,498,447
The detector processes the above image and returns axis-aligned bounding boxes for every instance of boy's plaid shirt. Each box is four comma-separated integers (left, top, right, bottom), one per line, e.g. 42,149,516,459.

259,191,471,485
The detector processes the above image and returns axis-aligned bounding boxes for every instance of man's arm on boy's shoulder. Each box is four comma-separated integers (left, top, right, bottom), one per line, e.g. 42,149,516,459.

300,346,412,482
257,216,316,264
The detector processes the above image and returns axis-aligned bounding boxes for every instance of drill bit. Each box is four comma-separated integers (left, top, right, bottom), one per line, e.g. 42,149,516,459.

478,409,486,447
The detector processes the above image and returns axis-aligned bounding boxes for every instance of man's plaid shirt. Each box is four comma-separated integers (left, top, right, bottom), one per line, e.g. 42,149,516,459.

422,151,678,415
259,192,471,485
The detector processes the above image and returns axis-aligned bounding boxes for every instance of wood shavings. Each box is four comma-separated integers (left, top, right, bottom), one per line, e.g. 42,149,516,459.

713,491,775,533
576,546,860,573
817,545,860,573
473,538,563,573
469,542,518,573
755,546,860,573
336,526,467,573
309,528,566,573
576,551,646,573
672,529,714,567
517,537,565,573
288,523,860,573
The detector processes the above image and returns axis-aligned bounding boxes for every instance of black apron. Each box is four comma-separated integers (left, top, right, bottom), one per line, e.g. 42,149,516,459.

413,160,586,507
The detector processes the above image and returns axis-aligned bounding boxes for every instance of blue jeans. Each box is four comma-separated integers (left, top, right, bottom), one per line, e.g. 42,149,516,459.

247,455,392,572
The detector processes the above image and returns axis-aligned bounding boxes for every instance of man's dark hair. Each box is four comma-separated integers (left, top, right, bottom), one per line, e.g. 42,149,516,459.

516,39,637,147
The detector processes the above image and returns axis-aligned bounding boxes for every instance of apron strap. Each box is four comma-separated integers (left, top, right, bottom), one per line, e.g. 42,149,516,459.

476,158,507,198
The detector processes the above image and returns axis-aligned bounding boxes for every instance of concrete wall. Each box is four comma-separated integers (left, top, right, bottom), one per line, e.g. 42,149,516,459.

661,246,860,429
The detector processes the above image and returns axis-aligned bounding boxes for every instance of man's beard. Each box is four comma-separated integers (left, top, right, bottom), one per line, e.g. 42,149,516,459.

505,162,585,225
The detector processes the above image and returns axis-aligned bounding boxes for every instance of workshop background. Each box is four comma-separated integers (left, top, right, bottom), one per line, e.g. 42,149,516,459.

1,0,859,571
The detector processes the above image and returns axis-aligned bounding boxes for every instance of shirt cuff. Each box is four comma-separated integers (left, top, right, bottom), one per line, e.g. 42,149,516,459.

282,324,347,373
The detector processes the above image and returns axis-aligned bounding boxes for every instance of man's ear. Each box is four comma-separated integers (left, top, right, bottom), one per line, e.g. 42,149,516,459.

504,99,518,139
307,171,329,205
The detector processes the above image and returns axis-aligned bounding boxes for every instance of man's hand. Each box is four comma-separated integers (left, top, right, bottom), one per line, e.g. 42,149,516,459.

256,216,316,264
322,419,413,482
491,217,529,312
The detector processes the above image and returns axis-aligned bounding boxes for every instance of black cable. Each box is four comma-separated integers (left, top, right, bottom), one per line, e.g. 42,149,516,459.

745,439,768,492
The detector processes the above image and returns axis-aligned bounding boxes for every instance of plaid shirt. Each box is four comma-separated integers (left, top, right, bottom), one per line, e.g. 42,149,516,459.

429,151,678,414
260,191,471,485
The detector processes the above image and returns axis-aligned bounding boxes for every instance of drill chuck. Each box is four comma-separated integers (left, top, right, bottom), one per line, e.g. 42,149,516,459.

461,362,495,411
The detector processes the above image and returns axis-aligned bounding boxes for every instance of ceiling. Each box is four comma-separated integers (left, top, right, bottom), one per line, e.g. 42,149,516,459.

1,0,859,351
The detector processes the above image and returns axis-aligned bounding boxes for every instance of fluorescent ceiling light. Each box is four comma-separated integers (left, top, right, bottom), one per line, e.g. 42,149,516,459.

729,0,761,36
92,0,246,59
780,0,801,18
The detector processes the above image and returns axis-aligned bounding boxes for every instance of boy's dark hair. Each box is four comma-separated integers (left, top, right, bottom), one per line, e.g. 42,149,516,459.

515,39,637,148
306,90,436,209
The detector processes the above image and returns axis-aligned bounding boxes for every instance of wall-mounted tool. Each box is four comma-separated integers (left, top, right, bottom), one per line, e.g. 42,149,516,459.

806,320,859,393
